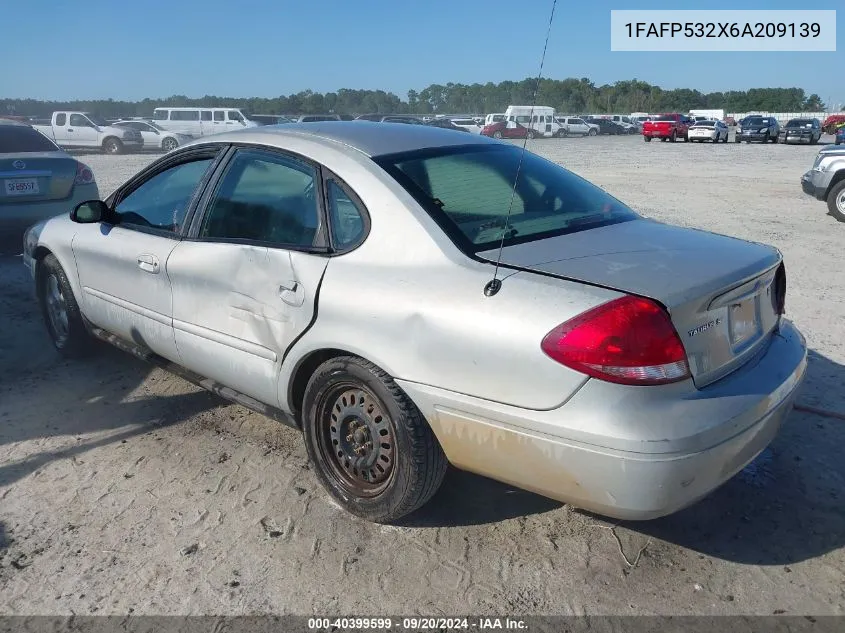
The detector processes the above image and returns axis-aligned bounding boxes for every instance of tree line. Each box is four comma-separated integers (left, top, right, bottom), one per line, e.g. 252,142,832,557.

2,79,834,119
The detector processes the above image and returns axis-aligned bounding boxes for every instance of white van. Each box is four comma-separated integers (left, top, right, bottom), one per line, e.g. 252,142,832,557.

151,107,258,137
504,105,564,138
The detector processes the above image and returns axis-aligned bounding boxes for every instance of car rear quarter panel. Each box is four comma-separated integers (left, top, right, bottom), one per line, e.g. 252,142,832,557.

273,143,624,412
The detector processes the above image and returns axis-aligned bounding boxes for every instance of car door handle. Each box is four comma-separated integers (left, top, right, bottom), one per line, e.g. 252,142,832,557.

67,128,74,132
279,281,298,293
137,254,160,274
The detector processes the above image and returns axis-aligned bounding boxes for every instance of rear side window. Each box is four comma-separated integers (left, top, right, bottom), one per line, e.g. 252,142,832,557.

0,126,60,153
171,110,199,121
214,111,225,121
326,180,366,249
377,145,638,252
114,158,215,234
201,111,212,121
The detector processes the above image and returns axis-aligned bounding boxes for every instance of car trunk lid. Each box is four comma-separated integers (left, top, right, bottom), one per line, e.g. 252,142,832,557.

477,218,784,388
0,152,77,204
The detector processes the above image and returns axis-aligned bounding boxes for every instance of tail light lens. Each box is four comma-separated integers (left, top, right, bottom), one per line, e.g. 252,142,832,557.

74,161,94,185
541,295,691,386
772,264,786,316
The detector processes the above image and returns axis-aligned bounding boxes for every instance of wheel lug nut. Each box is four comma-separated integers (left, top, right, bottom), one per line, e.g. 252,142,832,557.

346,434,354,442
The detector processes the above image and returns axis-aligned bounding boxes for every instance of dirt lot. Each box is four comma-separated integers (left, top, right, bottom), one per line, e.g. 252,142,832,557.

1,135,843,616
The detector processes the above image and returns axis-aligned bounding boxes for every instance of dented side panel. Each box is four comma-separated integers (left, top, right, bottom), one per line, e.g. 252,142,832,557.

167,240,327,408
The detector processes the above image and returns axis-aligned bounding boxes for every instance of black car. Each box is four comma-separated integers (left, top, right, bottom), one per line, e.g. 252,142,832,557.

778,118,822,145
736,115,780,143
424,118,471,132
584,118,625,135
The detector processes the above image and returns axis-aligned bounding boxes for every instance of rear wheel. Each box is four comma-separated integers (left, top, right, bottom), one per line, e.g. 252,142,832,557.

527,130,536,139
588,128,597,136
37,254,93,358
827,180,845,222
644,136,651,142
302,356,448,523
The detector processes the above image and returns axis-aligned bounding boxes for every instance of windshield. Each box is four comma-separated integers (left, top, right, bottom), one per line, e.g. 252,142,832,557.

786,119,812,127
374,145,638,252
745,117,764,125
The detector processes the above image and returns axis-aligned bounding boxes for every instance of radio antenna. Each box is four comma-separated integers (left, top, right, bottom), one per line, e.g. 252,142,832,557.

484,0,558,297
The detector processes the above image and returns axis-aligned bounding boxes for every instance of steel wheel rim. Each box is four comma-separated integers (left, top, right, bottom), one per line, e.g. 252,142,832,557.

318,385,396,497
837,190,845,213
45,274,69,344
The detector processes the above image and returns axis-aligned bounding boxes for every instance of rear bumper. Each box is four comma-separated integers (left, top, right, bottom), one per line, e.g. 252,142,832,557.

642,129,676,138
400,319,807,520
0,182,99,243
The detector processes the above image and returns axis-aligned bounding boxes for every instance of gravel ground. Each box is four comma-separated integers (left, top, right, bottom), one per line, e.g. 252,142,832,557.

1,134,843,617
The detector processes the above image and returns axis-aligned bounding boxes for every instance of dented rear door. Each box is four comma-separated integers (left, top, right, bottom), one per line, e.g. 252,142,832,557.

168,242,327,407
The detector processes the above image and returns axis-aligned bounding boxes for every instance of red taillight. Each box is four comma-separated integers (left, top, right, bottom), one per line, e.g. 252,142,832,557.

541,295,691,386
74,161,94,185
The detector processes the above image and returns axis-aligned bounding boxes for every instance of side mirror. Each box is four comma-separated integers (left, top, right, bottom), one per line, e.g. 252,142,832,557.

71,200,109,224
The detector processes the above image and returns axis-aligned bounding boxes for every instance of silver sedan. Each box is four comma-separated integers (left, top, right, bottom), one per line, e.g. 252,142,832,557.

22,122,807,523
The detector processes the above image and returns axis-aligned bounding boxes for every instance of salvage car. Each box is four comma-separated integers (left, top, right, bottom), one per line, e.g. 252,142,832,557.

480,120,534,139
1,119,98,246
737,115,780,143
801,144,845,222
112,120,192,152
642,113,692,142
778,118,822,145
23,122,807,523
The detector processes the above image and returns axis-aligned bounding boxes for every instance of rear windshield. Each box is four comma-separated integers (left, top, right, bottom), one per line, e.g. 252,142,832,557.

0,126,60,153
655,115,677,121
693,121,715,127
374,145,638,252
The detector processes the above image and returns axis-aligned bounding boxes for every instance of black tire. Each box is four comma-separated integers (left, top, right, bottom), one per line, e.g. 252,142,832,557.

661,137,667,142
162,137,178,152
644,135,651,142
37,254,93,358
527,130,536,139
588,128,597,136
493,131,503,139
102,137,123,154
302,356,448,523
827,179,845,222
812,134,819,145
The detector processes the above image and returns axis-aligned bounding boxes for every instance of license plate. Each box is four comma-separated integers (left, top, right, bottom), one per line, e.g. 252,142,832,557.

729,298,760,347
4,178,39,196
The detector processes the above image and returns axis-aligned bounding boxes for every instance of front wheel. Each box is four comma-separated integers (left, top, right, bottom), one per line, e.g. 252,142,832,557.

493,131,503,139
302,356,448,523
102,137,123,154
162,137,179,152
37,254,94,358
588,128,597,136
827,180,845,222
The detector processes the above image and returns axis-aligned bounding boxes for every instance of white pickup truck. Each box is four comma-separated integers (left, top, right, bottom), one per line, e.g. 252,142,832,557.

32,112,143,154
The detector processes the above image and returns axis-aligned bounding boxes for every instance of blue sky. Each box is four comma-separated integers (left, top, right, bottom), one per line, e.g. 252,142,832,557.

2,0,842,107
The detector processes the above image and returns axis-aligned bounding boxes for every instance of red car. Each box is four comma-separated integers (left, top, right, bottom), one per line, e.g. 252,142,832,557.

481,120,535,139
822,114,845,134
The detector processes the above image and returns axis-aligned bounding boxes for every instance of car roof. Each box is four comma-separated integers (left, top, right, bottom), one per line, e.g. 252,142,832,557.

196,121,498,157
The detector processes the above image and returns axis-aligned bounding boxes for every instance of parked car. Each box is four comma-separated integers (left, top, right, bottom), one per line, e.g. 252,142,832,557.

687,120,729,143
425,118,470,133
250,115,295,126
801,144,845,222
449,118,484,134
480,120,534,139
837,126,845,146
354,115,424,125
642,113,692,142
296,115,342,123
736,115,780,143
112,120,192,152
32,112,143,154
556,117,597,137
21,122,806,523
586,118,627,135
778,118,822,145
1,119,98,246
